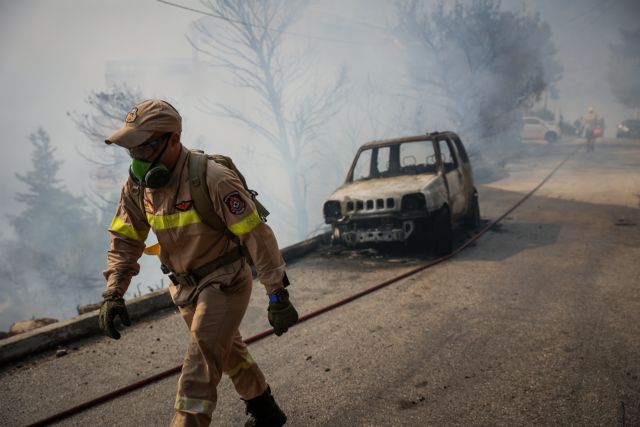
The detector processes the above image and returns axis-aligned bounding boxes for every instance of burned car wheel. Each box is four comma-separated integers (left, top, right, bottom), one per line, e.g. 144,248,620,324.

429,206,453,256
463,190,480,230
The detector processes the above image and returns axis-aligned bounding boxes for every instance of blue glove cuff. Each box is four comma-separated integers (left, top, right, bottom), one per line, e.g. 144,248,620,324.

268,288,289,303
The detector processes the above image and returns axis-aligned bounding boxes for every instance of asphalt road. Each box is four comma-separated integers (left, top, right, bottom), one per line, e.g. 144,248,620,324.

1,137,639,426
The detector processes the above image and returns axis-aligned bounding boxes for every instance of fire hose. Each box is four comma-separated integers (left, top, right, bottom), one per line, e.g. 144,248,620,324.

26,147,578,427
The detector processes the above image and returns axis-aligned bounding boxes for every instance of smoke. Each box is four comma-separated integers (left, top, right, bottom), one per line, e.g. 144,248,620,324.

530,0,640,126
0,0,638,329
392,0,562,159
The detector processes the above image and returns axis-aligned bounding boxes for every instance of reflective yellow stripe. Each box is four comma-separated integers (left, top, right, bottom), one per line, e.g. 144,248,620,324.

224,353,256,378
109,216,148,241
146,209,201,230
175,395,215,416
228,210,261,236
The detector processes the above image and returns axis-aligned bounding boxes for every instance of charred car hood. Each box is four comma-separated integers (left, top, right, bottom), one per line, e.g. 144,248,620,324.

328,174,439,201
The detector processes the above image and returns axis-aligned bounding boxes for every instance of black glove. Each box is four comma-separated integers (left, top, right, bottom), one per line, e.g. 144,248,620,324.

99,290,131,340
267,288,298,336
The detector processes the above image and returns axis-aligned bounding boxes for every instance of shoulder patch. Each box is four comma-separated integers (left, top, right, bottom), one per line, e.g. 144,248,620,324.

125,107,138,123
223,191,246,215
175,200,193,212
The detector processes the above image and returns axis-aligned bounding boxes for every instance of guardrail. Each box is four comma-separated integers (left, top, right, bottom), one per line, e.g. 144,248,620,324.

0,232,329,366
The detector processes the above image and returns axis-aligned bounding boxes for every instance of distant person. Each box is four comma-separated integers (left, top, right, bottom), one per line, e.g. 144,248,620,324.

582,107,599,152
98,99,297,427
574,118,583,136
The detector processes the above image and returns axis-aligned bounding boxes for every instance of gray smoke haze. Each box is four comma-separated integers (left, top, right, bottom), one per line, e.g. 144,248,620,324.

0,0,638,330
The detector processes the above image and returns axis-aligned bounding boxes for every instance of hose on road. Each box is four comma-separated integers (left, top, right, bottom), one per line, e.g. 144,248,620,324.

26,146,578,427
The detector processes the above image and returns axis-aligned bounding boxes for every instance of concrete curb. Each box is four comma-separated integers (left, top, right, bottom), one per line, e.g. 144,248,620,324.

0,233,329,366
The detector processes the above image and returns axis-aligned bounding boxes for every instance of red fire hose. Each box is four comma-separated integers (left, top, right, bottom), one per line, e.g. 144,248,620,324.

26,147,577,427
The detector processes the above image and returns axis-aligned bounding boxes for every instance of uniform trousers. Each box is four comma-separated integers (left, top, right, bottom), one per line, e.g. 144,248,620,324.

170,263,267,427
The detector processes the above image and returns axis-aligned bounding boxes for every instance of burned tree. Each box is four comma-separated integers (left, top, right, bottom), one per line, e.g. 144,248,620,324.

189,0,348,240
68,83,143,222
609,28,640,114
394,0,561,151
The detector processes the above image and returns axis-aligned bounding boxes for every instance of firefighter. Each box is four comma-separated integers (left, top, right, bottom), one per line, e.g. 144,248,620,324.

582,106,599,152
98,99,298,427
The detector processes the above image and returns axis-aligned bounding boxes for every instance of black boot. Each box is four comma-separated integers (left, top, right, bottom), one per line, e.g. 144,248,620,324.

243,386,287,427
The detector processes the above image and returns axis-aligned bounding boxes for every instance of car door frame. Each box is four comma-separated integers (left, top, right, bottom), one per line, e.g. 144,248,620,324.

434,135,466,217
450,134,474,212
523,117,545,140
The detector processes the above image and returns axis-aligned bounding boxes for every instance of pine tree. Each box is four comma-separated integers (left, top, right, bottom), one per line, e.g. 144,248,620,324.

12,128,65,238
4,128,106,324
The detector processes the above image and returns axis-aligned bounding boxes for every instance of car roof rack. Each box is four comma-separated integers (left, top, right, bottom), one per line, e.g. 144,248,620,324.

360,131,458,148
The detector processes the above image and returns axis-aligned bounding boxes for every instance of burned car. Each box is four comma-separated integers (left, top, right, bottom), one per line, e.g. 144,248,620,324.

323,131,479,255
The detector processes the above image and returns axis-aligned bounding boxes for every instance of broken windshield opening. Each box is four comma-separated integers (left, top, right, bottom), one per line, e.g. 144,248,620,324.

350,140,438,182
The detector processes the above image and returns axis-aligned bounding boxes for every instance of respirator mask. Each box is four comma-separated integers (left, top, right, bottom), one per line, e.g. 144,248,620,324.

128,133,172,189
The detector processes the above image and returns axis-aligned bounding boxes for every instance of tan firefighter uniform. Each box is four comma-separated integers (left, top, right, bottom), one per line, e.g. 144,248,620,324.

104,144,287,426
583,109,598,132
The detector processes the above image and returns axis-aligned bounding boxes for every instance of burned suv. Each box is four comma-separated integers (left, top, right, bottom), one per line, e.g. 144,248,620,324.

323,131,479,255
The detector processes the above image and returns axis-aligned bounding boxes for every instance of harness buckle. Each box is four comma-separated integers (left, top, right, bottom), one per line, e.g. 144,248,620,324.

168,271,199,287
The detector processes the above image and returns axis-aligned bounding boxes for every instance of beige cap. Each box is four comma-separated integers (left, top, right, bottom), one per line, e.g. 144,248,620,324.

105,99,182,148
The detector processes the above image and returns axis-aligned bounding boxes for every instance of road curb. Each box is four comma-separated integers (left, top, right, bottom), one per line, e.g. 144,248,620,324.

0,233,329,366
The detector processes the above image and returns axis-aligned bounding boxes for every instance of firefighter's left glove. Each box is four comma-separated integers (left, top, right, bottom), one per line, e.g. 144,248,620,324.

267,289,298,336
99,290,131,340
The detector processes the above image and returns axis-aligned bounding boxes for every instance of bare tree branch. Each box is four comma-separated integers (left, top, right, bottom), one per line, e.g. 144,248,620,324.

189,0,348,240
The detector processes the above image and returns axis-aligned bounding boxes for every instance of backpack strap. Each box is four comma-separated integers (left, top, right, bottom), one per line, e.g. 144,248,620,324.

209,154,270,221
188,151,228,232
188,150,255,265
